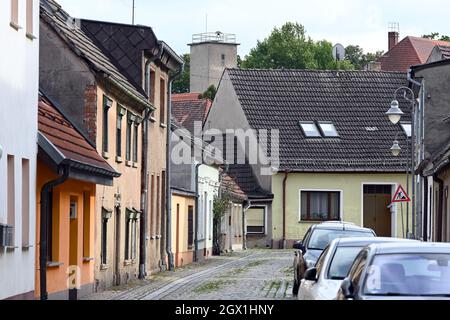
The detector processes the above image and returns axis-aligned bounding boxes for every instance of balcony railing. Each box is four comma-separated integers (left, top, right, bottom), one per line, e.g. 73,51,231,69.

191,32,236,44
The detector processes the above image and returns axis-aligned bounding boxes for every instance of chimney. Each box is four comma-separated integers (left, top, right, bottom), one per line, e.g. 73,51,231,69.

366,61,382,71
388,31,399,51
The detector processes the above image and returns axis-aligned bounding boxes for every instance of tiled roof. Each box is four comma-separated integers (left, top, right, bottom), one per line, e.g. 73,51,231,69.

220,169,247,202
378,36,450,72
38,93,119,178
172,93,212,133
437,45,450,60
226,165,273,199
226,68,411,172
40,0,151,109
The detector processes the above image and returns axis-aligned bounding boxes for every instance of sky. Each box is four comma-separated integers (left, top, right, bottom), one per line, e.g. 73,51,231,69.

57,0,450,58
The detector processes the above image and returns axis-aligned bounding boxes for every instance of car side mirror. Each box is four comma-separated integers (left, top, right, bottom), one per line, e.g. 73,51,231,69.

293,241,306,252
340,278,354,299
304,268,318,282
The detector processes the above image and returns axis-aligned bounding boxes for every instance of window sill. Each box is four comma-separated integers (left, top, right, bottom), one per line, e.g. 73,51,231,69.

125,160,132,167
100,264,110,271
150,116,157,123
160,123,167,129
299,220,340,224
47,262,64,268
103,151,110,159
132,162,138,168
124,260,136,266
26,33,37,41
5,246,18,252
116,156,123,164
83,257,94,263
10,22,21,31
22,245,34,251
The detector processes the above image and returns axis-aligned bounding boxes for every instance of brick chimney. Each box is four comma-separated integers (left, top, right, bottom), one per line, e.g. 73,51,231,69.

388,31,399,51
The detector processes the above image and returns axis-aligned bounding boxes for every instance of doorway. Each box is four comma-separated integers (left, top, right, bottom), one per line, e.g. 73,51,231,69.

69,196,79,300
363,185,393,237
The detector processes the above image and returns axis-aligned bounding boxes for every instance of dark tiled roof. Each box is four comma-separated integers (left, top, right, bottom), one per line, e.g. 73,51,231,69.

40,0,151,109
226,69,411,172
38,93,119,178
378,36,450,72
437,45,450,60
226,165,273,199
220,169,247,202
172,93,212,133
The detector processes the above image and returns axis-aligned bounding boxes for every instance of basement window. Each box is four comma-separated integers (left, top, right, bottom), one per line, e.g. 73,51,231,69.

318,122,339,138
299,121,321,138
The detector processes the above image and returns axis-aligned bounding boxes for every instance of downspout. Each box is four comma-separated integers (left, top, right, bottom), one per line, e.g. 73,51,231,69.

194,163,202,262
139,44,163,280
243,200,252,250
282,170,291,249
434,175,444,242
166,61,185,271
40,165,70,300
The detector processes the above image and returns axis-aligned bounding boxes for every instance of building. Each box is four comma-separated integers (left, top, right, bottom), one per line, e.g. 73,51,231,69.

206,69,413,248
79,17,183,276
411,59,450,242
35,92,119,300
189,32,239,93
378,31,450,72
0,0,39,300
39,0,152,291
427,45,450,64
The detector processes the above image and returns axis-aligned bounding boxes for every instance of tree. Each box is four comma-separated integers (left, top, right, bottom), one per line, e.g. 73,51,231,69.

345,45,384,70
422,33,450,42
172,53,190,94
212,192,231,255
241,22,354,70
199,85,217,101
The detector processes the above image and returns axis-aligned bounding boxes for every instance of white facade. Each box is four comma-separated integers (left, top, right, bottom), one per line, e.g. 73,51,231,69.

0,0,39,300
198,165,220,257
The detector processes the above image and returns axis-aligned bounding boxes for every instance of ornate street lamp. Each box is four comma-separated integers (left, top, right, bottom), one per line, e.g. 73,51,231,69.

391,140,402,157
386,100,405,125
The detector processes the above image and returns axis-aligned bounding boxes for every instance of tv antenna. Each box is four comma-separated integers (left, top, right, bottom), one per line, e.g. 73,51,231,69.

332,43,346,62
132,0,136,25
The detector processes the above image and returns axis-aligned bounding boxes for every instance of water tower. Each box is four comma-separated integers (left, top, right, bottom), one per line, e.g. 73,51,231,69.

189,31,239,93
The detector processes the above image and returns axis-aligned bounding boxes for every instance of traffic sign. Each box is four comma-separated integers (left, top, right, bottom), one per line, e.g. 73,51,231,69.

392,185,411,203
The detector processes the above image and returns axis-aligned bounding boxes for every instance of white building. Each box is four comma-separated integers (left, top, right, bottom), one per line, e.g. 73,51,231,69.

0,0,39,300
198,165,220,259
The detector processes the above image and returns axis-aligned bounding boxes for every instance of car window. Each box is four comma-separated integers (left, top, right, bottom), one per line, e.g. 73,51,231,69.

308,229,374,251
302,228,312,246
364,253,450,297
348,249,369,286
316,246,330,275
327,246,364,280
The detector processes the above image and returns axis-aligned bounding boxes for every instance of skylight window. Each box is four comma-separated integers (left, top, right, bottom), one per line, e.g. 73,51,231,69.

318,122,339,137
401,123,412,138
299,122,321,137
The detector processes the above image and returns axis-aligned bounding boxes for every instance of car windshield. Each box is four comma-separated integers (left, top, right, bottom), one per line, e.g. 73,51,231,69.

327,247,364,280
364,253,450,297
308,229,374,250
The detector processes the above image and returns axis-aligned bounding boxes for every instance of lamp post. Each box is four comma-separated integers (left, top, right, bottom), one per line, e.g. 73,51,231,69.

386,86,417,239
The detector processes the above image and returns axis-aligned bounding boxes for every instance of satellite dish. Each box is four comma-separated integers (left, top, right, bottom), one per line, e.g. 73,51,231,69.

332,43,346,61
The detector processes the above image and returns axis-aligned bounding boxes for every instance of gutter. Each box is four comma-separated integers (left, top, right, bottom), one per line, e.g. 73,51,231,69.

139,43,163,280
165,60,185,271
40,165,70,300
408,68,422,87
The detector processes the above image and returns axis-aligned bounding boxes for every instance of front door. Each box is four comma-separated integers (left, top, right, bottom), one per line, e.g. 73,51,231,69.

69,197,79,300
363,185,392,237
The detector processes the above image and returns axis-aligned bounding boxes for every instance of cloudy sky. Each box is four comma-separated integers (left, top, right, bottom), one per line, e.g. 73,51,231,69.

57,0,450,57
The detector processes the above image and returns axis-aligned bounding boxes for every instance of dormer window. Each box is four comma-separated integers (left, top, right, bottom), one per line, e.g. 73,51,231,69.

318,122,339,138
299,121,321,138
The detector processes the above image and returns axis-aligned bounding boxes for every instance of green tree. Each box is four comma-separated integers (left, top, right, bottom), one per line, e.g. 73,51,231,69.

345,45,384,70
422,33,450,41
199,85,217,101
172,53,190,94
241,22,354,70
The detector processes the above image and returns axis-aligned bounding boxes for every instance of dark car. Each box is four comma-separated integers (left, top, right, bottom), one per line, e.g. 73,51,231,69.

337,242,450,300
293,221,376,296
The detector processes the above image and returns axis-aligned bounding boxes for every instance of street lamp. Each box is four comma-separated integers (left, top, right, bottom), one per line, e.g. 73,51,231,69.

386,86,417,239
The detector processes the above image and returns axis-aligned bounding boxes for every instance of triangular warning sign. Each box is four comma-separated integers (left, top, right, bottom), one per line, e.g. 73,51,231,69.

392,185,411,203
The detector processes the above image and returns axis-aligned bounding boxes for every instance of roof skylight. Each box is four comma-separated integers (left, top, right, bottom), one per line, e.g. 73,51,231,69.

318,122,339,137
299,122,322,137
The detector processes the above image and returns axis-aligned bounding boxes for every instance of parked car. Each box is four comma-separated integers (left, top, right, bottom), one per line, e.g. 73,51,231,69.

337,242,450,300
298,237,418,300
292,221,376,296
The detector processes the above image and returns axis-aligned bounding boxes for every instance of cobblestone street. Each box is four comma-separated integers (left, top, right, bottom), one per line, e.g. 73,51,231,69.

83,250,295,301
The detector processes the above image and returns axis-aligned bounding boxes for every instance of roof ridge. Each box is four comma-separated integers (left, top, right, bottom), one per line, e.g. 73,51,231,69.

226,68,406,75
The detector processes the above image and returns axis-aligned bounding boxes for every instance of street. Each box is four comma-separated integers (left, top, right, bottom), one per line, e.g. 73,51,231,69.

82,250,295,301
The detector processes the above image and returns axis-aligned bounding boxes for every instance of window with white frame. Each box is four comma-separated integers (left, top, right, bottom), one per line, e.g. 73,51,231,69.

300,190,341,221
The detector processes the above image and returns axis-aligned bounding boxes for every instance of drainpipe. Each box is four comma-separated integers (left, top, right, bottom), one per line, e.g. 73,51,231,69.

434,175,444,242
165,61,185,271
194,163,202,262
243,200,252,250
139,44,163,280
40,165,70,300
282,171,291,249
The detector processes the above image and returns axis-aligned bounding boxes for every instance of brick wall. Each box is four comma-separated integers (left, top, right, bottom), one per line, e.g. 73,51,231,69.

84,85,97,144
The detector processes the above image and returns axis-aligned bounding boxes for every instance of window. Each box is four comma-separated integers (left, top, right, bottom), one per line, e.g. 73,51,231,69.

7,155,15,241
116,106,126,159
247,207,265,234
70,199,77,220
156,175,161,235
125,209,138,261
150,174,155,236
10,0,19,28
83,192,91,258
401,122,412,138
101,208,112,265
26,0,34,37
299,122,321,138
188,206,194,249
102,96,113,155
149,70,156,104
133,123,139,163
126,112,135,162
318,122,339,137
161,171,166,232
22,159,30,247
160,78,166,124
301,191,341,221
